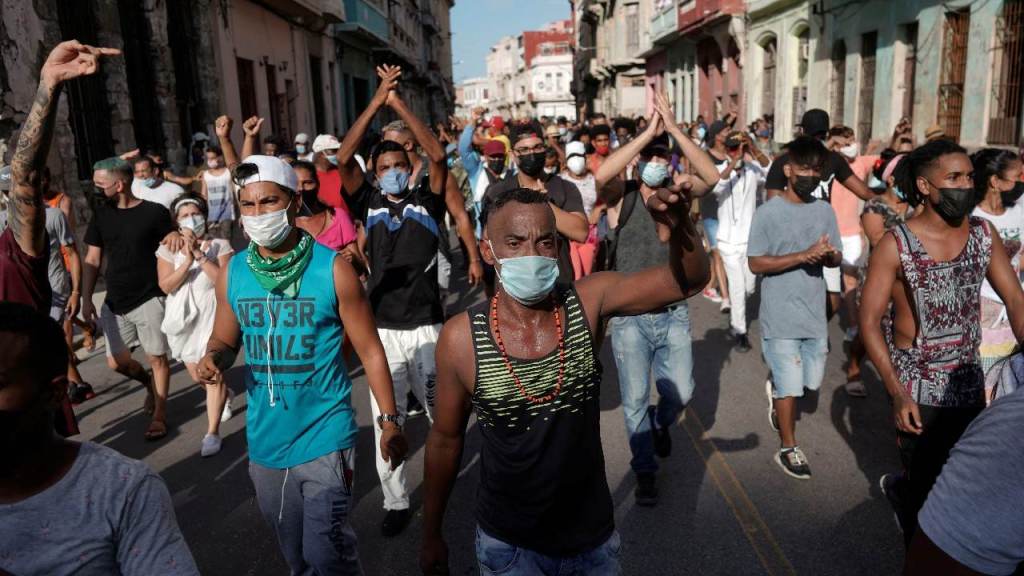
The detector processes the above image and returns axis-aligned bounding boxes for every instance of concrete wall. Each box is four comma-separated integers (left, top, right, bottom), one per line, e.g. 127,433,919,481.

212,0,326,142
745,0,812,140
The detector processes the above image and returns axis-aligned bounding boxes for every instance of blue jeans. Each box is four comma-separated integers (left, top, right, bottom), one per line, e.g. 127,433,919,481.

610,304,695,474
249,449,362,575
762,337,828,399
476,527,621,576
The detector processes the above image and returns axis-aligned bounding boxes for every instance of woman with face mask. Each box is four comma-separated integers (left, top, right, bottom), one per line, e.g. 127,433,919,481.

561,141,601,278
846,151,911,396
971,148,1024,382
156,194,235,457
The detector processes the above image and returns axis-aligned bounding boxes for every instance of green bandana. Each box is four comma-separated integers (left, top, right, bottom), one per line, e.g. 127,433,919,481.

246,231,314,297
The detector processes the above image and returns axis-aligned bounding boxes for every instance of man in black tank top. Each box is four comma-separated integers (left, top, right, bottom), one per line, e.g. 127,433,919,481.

420,111,713,575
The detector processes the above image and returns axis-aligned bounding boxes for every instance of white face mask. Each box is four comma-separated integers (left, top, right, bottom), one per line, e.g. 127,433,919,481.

567,156,587,176
839,143,858,159
207,159,221,169
178,214,207,237
241,202,292,248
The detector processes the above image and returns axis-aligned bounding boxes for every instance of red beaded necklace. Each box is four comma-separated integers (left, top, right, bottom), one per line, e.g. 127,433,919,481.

489,293,565,404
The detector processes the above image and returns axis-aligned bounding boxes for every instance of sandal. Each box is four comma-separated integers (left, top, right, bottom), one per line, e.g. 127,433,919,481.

144,419,168,441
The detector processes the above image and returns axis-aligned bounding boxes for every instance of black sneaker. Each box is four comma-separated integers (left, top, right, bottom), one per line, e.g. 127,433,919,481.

649,406,672,458
879,473,905,534
407,392,425,418
774,447,811,480
765,379,779,432
381,508,412,537
635,473,658,506
68,381,97,405
734,333,752,352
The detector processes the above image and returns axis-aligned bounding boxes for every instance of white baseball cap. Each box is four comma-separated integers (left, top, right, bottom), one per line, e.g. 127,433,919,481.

312,134,340,153
294,133,310,144
566,141,586,158
236,155,298,193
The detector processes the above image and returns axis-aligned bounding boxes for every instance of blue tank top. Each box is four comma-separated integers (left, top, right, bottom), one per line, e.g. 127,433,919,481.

227,241,357,468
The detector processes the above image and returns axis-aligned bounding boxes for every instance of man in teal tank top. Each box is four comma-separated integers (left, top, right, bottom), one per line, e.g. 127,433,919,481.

420,111,715,575
197,155,407,575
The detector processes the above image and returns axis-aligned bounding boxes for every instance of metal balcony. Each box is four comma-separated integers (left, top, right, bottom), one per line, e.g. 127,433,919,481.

337,0,389,45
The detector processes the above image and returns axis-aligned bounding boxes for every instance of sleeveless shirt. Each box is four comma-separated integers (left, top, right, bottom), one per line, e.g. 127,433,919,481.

469,286,613,555
227,241,357,468
203,169,235,223
889,217,991,407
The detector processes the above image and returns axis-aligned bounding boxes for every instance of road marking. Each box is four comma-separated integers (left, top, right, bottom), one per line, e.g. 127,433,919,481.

680,407,797,576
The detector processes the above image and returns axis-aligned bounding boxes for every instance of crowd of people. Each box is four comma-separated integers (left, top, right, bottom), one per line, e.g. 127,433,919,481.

3,40,1024,576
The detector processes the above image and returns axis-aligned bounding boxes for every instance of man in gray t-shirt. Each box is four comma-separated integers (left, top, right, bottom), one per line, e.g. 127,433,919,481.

747,137,842,481
0,302,198,576
45,206,76,321
908,384,1024,575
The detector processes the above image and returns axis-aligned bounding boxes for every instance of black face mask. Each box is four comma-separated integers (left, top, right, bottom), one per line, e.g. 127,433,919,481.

301,188,327,216
792,176,821,203
933,186,975,225
486,157,505,175
517,152,547,178
1001,181,1024,206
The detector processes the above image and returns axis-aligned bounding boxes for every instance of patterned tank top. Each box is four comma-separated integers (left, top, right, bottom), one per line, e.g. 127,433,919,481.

469,286,613,556
890,217,991,407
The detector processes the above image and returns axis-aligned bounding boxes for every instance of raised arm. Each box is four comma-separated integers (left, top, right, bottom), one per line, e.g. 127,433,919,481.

10,40,119,257
388,91,447,195
458,121,481,177
240,116,263,160
577,184,710,320
215,116,241,168
444,173,483,285
654,91,719,189
337,65,401,194
595,112,660,189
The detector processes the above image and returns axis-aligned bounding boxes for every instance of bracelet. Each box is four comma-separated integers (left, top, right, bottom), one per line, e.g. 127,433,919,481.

376,413,404,429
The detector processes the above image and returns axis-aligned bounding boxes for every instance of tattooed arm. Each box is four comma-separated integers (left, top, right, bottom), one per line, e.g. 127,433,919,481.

9,40,120,257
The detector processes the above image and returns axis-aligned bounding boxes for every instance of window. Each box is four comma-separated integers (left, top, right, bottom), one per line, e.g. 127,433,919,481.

761,37,777,119
309,55,325,134
901,23,918,124
792,29,810,131
557,72,564,92
626,4,640,55
858,31,878,146
988,0,1024,145
831,40,847,124
483,88,489,99
939,10,970,141
236,57,259,125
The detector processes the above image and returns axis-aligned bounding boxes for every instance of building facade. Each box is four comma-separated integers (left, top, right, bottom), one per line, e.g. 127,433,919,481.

455,76,497,115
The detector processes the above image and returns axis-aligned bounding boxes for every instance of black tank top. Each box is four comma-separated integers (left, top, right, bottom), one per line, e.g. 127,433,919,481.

469,285,614,555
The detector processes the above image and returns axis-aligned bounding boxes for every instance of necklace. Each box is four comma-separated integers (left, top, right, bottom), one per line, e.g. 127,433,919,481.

489,293,565,404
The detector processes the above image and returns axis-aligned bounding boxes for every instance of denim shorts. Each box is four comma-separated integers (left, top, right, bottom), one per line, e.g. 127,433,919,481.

762,337,828,399
703,217,719,249
476,527,621,576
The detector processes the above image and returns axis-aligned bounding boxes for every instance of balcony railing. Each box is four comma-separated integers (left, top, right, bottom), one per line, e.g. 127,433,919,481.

650,1,678,44
338,0,389,44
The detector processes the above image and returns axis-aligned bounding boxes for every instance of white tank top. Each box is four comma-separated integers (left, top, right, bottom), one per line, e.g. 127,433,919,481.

203,169,234,222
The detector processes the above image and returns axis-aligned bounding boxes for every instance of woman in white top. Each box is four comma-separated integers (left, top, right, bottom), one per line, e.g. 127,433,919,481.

562,141,602,278
971,148,1024,380
157,194,235,456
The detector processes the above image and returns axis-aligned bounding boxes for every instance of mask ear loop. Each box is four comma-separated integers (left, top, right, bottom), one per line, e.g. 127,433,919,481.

266,291,277,408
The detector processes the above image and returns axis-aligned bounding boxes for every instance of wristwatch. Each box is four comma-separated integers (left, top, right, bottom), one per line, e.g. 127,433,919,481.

377,413,404,429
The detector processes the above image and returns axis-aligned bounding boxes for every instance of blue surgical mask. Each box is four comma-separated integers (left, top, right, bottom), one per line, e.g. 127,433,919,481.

893,185,906,201
141,177,157,189
379,168,411,196
447,156,456,169
295,144,307,154
697,127,707,140
867,174,884,190
641,162,669,187
489,241,559,305
326,155,339,166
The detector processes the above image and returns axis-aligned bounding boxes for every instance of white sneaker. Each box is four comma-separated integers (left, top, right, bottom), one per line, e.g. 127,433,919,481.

220,389,234,423
201,433,222,457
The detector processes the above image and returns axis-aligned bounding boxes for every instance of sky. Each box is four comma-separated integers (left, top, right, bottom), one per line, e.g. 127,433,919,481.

450,0,571,83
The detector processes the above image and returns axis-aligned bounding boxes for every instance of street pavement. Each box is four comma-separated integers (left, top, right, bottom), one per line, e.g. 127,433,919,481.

71,261,906,575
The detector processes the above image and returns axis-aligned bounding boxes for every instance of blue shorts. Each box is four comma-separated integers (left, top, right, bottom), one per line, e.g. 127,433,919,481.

763,337,828,399
704,217,719,249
